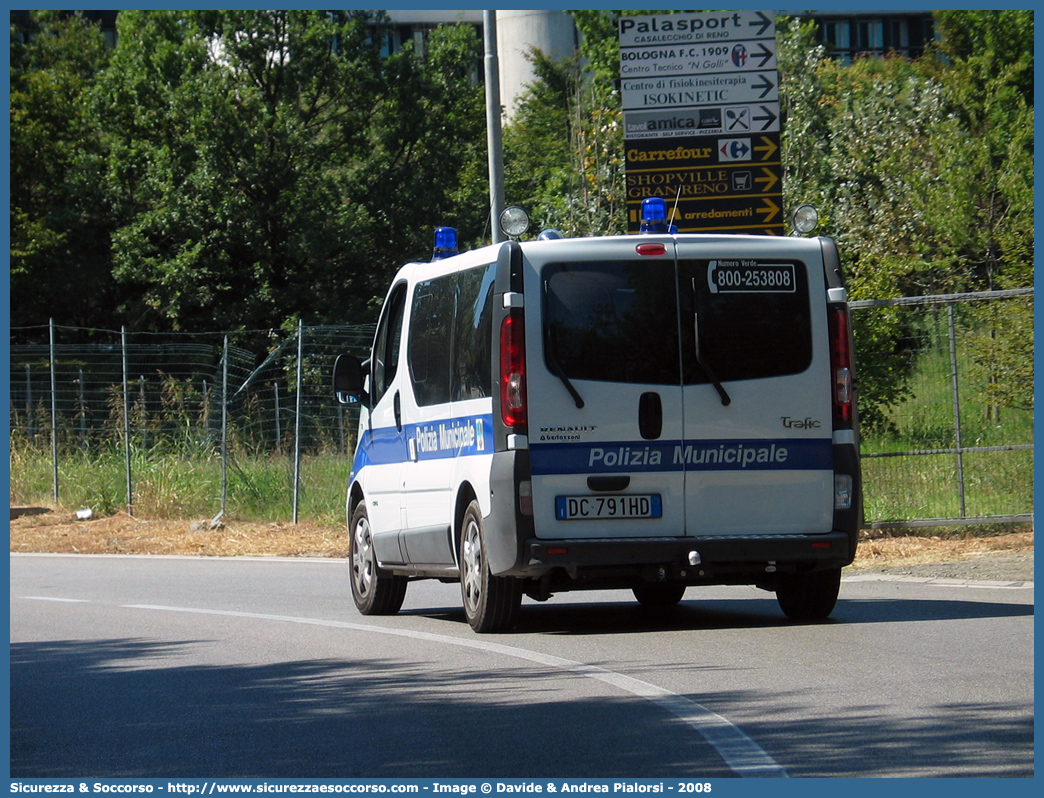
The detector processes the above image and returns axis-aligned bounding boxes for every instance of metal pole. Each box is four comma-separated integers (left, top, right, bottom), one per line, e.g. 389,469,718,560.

25,363,33,446
484,10,506,243
202,379,209,442
139,376,147,449
274,382,281,455
78,369,87,448
292,321,304,524
49,319,58,503
221,335,229,518
122,326,133,516
947,304,967,518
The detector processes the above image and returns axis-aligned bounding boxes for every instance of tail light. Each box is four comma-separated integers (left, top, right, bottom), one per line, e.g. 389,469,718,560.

827,304,854,428
500,310,527,428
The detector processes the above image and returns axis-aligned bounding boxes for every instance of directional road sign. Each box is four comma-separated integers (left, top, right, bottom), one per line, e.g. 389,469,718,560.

624,103,780,140
625,133,782,233
622,71,778,109
620,10,784,234
620,39,777,79
618,10,774,48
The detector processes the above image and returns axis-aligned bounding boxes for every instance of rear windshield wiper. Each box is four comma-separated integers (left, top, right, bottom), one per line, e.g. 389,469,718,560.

693,310,731,407
544,324,585,409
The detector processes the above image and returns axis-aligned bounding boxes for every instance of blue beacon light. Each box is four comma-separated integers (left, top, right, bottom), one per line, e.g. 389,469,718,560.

639,197,669,234
432,227,458,260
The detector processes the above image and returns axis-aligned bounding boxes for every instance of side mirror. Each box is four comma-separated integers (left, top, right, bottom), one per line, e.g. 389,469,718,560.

333,354,370,406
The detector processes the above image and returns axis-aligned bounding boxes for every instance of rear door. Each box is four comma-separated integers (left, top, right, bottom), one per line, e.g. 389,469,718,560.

676,239,834,535
525,238,687,540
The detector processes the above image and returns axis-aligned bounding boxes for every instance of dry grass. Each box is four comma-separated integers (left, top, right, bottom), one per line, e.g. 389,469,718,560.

852,527,1033,568
9,505,1033,567
9,508,349,558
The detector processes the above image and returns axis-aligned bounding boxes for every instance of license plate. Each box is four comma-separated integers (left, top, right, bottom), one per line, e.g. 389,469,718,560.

555,494,662,520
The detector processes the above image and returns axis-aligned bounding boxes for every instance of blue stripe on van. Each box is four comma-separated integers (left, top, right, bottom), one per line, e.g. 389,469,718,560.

529,438,833,475
350,414,494,483
349,423,405,482
406,414,494,460
349,419,831,481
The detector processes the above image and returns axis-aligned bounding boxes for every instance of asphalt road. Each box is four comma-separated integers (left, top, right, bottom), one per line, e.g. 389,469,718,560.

9,554,1034,779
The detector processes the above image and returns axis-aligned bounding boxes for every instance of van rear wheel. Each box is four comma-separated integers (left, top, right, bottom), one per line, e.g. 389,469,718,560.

459,500,521,633
776,567,841,620
349,503,407,615
632,584,686,608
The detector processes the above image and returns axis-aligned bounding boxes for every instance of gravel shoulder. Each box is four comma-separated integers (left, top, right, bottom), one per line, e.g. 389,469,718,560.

9,506,1034,583
849,528,1034,582
849,552,1034,583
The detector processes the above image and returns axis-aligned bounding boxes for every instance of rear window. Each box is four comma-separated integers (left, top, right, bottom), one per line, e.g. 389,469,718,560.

543,258,812,386
682,259,812,384
543,261,680,385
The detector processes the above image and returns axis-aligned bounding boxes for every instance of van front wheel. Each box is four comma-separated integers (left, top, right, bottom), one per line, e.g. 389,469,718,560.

349,503,407,615
459,500,522,633
776,567,841,620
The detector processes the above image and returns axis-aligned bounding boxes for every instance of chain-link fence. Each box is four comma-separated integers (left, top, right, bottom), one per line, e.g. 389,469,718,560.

8,288,1034,528
852,288,1033,528
9,322,374,524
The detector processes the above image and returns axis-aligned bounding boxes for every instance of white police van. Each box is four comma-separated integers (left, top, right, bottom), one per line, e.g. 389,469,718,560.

333,201,861,632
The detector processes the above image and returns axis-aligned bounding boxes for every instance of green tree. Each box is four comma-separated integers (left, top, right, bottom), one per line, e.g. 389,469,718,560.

95,10,485,334
503,10,626,237
928,12,1033,416
777,11,1033,427
924,10,1034,293
777,14,830,221
9,11,113,331
778,19,939,431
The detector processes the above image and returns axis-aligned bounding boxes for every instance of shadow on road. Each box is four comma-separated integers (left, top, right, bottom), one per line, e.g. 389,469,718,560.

409,591,1033,636
10,629,1033,779
10,637,708,778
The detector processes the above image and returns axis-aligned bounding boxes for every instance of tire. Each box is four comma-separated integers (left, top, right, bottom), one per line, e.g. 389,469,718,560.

349,502,407,616
459,500,522,633
632,584,687,608
776,567,842,620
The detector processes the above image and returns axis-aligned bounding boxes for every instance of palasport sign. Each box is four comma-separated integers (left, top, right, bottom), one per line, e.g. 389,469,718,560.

619,10,784,234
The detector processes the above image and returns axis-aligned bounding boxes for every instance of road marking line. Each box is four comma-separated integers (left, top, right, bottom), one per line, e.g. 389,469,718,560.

123,603,787,778
20,596,92,602
843,574,1033,590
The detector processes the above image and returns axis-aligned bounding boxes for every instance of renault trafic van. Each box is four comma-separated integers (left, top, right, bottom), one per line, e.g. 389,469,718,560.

333,217,861,632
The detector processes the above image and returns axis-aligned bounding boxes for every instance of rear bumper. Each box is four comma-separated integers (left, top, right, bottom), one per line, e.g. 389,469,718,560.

507,531,854,589
487,446,861,590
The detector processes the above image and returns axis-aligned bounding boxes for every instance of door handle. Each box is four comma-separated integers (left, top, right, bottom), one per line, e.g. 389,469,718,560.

639,392,663,440
394,391,402,433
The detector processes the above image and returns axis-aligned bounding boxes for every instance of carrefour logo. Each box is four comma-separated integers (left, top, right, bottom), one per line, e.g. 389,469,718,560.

718,138,751,161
